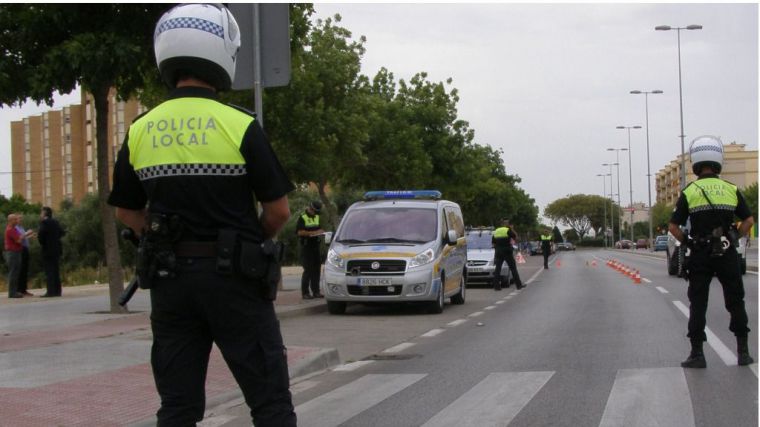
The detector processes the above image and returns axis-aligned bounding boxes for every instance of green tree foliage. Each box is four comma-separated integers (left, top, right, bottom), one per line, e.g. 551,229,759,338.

743,182,757,222
552,226,563,243
0,194,41,218
651,201,673,233
545,194,621,241
0,4,168,312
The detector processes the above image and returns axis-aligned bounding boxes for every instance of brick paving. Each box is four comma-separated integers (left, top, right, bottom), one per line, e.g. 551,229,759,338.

0,273,328,427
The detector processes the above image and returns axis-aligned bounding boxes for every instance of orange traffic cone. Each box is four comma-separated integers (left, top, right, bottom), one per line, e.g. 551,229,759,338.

633,270,641,284
555,259,561,267
592,260,597,268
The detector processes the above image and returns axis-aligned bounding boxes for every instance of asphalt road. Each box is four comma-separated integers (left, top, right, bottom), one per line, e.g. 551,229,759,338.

203,249,758,427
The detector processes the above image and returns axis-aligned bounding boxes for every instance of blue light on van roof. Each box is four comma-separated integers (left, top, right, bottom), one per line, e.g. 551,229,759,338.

363,190,442,201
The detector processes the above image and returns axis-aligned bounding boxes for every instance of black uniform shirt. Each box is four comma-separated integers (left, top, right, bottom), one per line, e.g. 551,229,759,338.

670,174,752,237
108,87,295,241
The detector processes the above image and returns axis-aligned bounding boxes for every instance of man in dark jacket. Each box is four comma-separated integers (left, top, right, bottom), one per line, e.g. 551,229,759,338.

38,206,64,297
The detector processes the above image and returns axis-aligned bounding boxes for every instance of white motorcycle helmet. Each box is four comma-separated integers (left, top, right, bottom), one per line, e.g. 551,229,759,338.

689,135,724,175
154,3,240,91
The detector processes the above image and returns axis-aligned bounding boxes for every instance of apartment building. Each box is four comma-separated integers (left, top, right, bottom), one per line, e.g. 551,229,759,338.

10,90,145,207
655,143,758,206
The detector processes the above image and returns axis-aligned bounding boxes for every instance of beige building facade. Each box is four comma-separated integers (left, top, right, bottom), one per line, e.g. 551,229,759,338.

10,90,145,207
655,143,758,206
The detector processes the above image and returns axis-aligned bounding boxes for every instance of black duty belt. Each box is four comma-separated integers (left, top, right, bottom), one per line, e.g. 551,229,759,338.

174,241,217,258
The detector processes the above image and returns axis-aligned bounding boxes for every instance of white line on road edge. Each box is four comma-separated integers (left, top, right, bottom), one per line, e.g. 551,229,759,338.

382,342,415,353
468,311,484,318
525,265,545,285
642,278,652,283
333,360,374,372
656,286,669,294
495,300,506,305
509,291,519,296
751,364,758,377
421,328,445,338
447,319,468,327
484,305,496,310
673,300,740,367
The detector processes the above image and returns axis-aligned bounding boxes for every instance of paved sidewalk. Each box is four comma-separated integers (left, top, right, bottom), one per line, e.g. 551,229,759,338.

0,266,337,427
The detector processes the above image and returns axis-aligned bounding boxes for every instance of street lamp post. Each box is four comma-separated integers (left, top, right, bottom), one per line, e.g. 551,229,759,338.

656,24,702,190
615,126,641,242
606,152,626,243
602,162,618,246
597,173,611,248
631,90,663,250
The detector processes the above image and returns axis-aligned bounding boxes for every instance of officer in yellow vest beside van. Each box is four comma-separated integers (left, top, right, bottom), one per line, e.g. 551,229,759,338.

540,231,553,269
297,201,325,299
669,135,755,369
492,219,523,291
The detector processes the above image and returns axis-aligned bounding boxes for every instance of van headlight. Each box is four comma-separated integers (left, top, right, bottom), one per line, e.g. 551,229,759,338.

408,248,435,268
326,249,344,269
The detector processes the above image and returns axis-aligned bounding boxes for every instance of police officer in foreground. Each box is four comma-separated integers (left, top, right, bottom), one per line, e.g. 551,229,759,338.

297,200,325,299
668,136,755,369
540,229,553,269
108,4,296,425
492,219,524,291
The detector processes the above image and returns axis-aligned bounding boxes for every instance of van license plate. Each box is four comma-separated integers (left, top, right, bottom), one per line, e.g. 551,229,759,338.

358,278,392,286
469,267,483,273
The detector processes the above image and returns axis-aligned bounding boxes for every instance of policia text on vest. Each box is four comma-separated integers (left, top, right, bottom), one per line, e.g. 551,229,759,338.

146,117,216,147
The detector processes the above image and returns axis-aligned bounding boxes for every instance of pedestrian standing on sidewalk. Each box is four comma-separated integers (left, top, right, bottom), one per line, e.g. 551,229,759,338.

4,214,24,298
297,200,325,299
14,214,36,297
38,207,64,297
108,4,296,426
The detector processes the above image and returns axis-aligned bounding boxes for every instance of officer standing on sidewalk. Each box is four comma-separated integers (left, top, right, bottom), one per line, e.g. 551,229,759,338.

108,4,296,426
492,219,523,291
669,136,755,369
297,200,325,299
540,229,553,269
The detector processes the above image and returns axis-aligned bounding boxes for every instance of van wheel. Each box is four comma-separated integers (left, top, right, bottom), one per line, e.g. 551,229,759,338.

428,275,445,314
451,275,466,305
667,251,678,276
327,301,347,315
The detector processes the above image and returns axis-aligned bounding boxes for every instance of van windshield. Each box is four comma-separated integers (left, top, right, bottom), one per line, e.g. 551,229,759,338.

336,208,438,244
466,232,493,249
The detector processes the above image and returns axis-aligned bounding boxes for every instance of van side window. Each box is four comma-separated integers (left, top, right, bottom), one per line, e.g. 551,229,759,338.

444,207,464,237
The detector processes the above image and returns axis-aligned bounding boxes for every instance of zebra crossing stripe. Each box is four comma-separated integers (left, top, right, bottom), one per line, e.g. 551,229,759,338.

295,374,426,427
599,367,694,427
420,371,554,427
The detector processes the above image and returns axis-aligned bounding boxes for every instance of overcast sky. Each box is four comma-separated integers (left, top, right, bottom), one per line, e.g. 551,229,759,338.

1,2,757,221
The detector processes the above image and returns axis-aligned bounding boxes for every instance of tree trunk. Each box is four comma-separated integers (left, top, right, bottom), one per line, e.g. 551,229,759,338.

93,84,127,313
317,181,334,231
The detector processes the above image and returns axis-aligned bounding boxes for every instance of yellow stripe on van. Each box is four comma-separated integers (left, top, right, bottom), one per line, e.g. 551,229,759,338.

339,252,417,259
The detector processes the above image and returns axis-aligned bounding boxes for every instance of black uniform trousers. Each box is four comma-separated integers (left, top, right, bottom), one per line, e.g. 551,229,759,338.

686,246,750,342
300,244,321,296
43,254,62,296
493,248,522,288
542,248,550,269
150,257,296,427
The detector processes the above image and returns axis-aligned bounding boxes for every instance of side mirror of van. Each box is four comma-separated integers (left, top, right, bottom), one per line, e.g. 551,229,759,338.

446,229,458,246
324,231,333,245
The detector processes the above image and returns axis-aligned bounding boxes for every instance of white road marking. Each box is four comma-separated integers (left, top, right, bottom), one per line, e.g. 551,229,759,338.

673,300,738,366
382,342,415,353
484,305,496,310
525,266,545,285
495,300,506,305
599,367,695,427
333,360,374,372
296,374,426,427
655,286,669,294
447,319,468,327
642,278,652,283
421,328,445,338
468,311,484,318
291,379,320,395
421,371,554,427
751,364,758,378
509,291,519,296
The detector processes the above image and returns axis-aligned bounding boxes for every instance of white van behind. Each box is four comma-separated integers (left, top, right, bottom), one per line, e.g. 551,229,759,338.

323,191,467,314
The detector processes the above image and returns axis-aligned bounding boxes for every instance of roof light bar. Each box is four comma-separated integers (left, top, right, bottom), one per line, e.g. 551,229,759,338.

363,190,442,201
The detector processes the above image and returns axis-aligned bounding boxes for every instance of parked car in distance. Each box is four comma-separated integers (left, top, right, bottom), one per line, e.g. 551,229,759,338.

653,235,669,252
635,238,649,250
615,239,635,249
556,242,575,251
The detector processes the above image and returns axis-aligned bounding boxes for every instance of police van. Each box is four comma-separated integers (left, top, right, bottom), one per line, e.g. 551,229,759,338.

323,190,467,314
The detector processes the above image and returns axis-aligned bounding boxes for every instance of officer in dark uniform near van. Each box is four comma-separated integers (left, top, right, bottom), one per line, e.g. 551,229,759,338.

492,219,523,291
108,4,296,426
540,229,553,269
297,200,325,299
669,135,755,369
